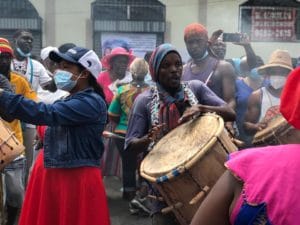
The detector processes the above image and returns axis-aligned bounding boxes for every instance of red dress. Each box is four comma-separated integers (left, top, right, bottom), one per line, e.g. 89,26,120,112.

18,150,111,225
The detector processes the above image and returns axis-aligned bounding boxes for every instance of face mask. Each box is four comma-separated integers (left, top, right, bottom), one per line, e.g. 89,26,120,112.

269,75,286,89
16,47,31,58
54,70,80,92
249,68,261,80
197,50,208,61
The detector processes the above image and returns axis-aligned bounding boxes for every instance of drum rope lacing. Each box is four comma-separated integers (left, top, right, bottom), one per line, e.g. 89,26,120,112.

268,126,293,145
149,83,198,150
0,126,19,150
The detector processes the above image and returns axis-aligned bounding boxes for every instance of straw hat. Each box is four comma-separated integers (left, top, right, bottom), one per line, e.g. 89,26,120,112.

258,49,293,74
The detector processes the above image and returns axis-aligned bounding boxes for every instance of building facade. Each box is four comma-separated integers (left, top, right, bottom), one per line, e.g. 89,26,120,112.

1,0,299,61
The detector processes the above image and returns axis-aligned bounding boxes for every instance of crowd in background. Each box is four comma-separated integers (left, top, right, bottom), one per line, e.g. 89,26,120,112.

0,20,298,225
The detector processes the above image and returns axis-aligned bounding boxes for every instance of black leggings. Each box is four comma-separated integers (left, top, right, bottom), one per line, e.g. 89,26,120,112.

114,135,137,192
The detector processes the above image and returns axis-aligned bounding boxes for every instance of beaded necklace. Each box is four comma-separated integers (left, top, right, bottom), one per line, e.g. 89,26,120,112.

148,83,198,149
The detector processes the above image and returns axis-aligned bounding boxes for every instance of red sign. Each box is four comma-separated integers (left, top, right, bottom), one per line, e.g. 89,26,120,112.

251,7,296,42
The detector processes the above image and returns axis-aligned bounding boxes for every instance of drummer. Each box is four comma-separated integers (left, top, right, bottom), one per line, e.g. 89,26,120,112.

243,49,293,137
124,43,235,224
190,61,300,225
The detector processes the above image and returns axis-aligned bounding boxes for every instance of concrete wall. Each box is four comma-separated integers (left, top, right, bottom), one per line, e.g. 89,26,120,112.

30,0,93,49
159,0,202,60
54,0,94,48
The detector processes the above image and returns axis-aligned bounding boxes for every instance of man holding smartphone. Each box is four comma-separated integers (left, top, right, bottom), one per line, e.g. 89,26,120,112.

208,30,260,76
182,23,236,133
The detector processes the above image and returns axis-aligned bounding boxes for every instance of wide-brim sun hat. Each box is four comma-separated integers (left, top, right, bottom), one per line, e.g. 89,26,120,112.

101,47,135,70
49,46,102,79
257,49,293,74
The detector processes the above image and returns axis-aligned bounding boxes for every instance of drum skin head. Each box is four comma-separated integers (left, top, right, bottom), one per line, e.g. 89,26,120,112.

253,115,290,145
141,113,223,178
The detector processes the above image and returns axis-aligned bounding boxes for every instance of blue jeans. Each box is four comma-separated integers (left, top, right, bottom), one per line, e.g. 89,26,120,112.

3,157,26,208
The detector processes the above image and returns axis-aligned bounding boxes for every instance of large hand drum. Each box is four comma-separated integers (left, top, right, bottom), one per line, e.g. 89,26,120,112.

0,119,25,170
140,113,237,225
252,114,292,146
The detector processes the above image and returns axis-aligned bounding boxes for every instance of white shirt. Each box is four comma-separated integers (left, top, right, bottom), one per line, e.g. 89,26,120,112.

37,86,69,104
12,58,52,92
108,71,132,95
259,87,280,122
34,69,68,103
11,58,54,129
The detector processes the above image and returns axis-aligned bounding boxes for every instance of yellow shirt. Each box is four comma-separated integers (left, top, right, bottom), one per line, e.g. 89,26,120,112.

4,71,37,143
10,71,37,100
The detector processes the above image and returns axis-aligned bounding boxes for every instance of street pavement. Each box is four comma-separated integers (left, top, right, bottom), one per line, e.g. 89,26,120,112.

104,176,151,225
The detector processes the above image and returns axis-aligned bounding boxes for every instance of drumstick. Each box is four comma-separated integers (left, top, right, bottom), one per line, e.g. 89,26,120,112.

102,131,125,140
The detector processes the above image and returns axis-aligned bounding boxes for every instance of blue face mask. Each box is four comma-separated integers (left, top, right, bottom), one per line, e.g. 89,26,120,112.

249,68,261,80
16,47,31,58
54,70,80,92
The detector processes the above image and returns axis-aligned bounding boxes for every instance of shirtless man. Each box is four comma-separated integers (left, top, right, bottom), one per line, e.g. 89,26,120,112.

208,29,259,75
182,23,236,134
182,23,236,111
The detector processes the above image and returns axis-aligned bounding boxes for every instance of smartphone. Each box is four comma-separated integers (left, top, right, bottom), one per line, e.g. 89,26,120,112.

222,33,242,42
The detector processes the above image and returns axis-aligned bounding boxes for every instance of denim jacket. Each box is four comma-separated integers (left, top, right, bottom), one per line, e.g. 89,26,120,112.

0,88,107,168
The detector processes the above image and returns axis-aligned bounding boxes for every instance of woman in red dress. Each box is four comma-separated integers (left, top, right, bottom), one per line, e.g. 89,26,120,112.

0,46,110,225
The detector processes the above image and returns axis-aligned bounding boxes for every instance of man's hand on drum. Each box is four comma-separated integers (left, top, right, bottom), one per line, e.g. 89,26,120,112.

255,122,267,131
244,121,267,134
251,122,267,132
225,122,236,136
147,123,165,142
179,105,202,124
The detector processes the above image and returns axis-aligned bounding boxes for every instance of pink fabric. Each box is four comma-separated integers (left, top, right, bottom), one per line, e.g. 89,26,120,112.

97,71,114,104
226,144,300,225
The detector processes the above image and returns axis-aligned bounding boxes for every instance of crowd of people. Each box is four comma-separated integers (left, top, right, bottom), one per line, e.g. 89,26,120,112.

0,21,298,225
